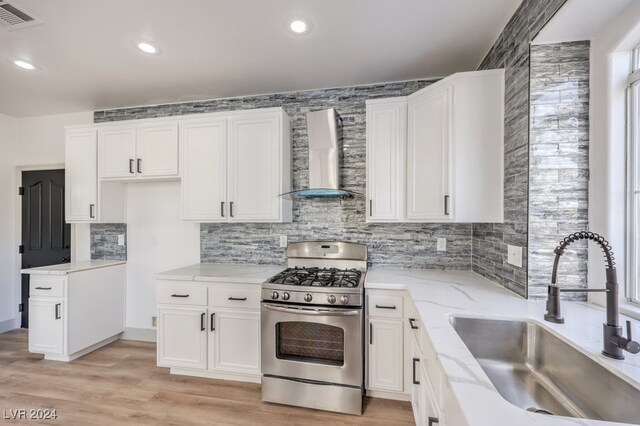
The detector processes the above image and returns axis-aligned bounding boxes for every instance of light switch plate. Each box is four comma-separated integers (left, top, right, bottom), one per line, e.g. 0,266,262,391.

279,235,288,248
117,234,125,246
437,238,447,252
507,244,523,268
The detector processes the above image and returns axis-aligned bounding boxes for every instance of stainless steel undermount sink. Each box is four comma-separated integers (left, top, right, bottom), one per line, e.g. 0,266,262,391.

450,317,640,424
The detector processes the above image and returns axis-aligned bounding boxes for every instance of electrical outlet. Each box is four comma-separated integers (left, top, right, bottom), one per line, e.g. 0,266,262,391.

507,245,523,268
437,238,447,252
280,235,288,248
152,316,157,327
117,234,125,246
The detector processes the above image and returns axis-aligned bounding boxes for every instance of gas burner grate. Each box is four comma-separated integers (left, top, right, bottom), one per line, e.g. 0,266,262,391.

267,267,362,288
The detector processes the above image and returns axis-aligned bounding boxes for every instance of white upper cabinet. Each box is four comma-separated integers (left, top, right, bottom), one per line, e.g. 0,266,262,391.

136,122,179,177
181,118,227,221
66,107,292,224
65,129,98,222
98,122,179,180
98,126,137,179
366,97,407,222
181,108,292,223
366,69,504,223
227,112,282,222
407,84,452,221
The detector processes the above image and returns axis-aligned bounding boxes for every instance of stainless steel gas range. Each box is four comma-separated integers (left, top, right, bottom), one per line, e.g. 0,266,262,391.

261,241,367,416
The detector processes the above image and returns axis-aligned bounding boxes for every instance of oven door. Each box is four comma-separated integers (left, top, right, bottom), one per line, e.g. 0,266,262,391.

261,302,363,387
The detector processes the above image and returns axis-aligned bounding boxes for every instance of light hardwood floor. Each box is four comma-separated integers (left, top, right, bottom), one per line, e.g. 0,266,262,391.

0,330,413,425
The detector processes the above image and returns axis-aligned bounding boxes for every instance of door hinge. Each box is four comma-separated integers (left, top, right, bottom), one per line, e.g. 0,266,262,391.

18,187,24,196
18,303,24,313
18,245,24,254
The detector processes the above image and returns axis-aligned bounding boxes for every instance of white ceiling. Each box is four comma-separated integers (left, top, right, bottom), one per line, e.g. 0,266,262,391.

0,0,522,117
533,0,635,45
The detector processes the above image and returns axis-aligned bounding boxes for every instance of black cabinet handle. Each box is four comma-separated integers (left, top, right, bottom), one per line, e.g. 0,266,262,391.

375,304,396,310
369,199,372,217
35,287,52,290
444,195,449,215
200,312,205,331
171,294,189,298
221,201,225,218
369,322,373,345
412,358,420,385
409,318,418,330
89,204,95,219
230,201,234,217
210,313,215,331
55,303,61,320
428,417,439,426
228,297,247,301
137,158,142,174
129,159,134,174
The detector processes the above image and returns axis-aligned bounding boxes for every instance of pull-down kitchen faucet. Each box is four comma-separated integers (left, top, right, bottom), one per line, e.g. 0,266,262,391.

544,231,640,359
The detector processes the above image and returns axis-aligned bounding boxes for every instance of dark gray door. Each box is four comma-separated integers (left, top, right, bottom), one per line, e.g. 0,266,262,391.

20,169,71,328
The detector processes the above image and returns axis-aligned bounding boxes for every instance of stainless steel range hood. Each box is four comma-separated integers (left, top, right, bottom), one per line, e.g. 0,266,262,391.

280,109,360,199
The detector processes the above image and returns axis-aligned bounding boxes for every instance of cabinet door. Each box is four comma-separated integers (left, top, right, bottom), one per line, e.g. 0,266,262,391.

407,85,452,221
366,98,406,222
209,310,260,375
98,126,137,179
368,319,404,392
28,298,64,354
136,122,179,177
227,113,281,222
181,119,228,221
65,129,98,222
157,307,207,370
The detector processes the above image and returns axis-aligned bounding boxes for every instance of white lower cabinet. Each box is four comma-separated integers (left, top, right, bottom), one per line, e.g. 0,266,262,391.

157,307,207,370
368,318,404,392
26,265,126,361
156,279,261,383
209,310,260,375
366,290,406,395
29,298,64,355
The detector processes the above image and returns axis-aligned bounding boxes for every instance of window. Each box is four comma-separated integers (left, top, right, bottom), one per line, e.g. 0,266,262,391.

627,46,640,304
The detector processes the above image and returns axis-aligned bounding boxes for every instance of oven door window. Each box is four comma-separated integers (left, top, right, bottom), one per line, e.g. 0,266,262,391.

276,321,345,366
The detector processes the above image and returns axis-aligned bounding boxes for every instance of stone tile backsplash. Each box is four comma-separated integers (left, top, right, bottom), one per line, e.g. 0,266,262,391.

473,0,569,298
528,41,590,300
90,223,127,261
93,80,473,270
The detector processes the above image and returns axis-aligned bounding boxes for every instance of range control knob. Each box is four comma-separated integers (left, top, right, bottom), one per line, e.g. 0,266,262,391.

340,295,349,305
304,293,313,303
271,291,279,300
327,294,336,304
282,292,290,301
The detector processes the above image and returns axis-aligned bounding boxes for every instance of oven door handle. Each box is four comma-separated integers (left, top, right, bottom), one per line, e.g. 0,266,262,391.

262,303,360,316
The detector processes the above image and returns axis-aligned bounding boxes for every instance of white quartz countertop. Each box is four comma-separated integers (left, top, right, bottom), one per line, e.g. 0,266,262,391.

21,260,126,275
366,268,640,426
156,263,284,284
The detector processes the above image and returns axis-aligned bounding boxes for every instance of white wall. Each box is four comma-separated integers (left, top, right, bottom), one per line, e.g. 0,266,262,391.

589,2,640,311
125,181,200,333
0,113,18,331
0,111,93,331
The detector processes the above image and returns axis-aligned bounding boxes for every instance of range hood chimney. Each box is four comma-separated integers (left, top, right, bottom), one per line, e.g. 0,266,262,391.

281,108,360,199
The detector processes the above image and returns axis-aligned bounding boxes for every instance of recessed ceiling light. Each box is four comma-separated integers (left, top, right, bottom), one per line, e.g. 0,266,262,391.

13,59,36,70
137,41,161,55
289,19,311,35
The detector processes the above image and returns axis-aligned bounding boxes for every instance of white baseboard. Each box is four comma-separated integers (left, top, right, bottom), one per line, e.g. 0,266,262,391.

121,327,157,342
0,318,18,334
366,389,411,401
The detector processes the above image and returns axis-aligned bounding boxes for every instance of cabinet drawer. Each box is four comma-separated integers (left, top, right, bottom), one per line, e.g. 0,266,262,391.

209,285,261,310
157,282,207,306
368,294,403,318
29,277,65,298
